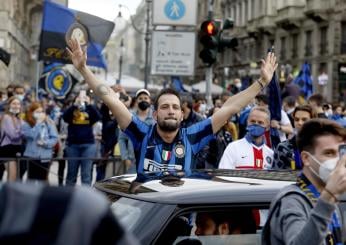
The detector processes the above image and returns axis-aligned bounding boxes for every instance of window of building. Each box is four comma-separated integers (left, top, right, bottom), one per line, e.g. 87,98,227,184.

245,0,248,23
320,26,328,55
234,4,237,26
341,22,346,54
292,34,298,58
305,30,313,57
251,0,255,19
280,36,286,60
259,0,263,16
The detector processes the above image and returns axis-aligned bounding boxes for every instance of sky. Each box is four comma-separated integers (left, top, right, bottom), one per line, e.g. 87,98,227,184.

68,0,142,21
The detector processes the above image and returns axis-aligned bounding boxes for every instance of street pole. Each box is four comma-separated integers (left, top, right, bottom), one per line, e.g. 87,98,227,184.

118,39,124,84
206,0,214,108
144,0,151,89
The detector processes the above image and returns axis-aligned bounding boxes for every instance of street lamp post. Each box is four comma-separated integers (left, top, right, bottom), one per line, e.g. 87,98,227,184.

144,0,151,89
118,1,151,89
118,38,124,84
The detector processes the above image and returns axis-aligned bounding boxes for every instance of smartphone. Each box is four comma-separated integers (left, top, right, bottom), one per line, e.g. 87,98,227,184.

339,144,346,157
268,46,275,53
79,90,86,98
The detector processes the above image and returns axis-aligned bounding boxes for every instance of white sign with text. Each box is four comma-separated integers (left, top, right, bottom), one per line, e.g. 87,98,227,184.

151,31,196,76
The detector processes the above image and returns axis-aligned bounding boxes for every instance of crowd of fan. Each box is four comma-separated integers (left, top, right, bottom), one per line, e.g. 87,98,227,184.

0,80,345,185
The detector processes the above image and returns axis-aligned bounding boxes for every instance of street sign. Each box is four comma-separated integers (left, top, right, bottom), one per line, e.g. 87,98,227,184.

151,31,196,76
153,0,197,26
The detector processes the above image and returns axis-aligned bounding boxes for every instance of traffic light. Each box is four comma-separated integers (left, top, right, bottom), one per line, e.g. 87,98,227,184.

218,35,238,52
199,20,219,66
218,18,238,52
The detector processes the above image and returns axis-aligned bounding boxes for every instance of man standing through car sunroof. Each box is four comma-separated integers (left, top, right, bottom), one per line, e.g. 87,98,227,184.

67,39,278,174
263,119,346,244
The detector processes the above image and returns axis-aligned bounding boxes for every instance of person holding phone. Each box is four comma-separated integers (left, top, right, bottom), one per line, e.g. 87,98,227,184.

67,39,278,174
62,92,101,185
263,118,346,244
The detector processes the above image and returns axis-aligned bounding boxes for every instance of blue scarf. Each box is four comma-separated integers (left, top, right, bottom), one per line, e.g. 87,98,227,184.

297,174,342,245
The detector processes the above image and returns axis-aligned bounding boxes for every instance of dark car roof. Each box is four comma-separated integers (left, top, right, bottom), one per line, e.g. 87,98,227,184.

95,170,301,205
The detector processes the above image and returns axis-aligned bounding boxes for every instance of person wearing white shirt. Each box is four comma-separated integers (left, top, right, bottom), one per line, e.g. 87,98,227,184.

219,106,273,169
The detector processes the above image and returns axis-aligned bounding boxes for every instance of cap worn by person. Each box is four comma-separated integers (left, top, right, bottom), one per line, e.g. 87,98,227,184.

136,89,150,98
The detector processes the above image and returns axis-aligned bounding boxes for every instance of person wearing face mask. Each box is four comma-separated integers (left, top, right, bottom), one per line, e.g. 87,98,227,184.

218,106,273,169
0,96,24,181
229,78,243,95
273,105,316,170
22,102,58,181
262,119,346,245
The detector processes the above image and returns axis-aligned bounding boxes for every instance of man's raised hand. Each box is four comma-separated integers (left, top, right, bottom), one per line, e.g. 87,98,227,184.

260,51,278,85
66,38,87,71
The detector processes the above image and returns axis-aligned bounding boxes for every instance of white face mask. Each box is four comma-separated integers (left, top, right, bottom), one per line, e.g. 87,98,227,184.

16,94,24,101
307,152,338,183
199,103,207,112
9,108,20,115
33,112,42,120
235,83,242,89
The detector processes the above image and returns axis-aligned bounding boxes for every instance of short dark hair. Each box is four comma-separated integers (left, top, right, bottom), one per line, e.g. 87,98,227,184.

198,209,256,234
308,93,324,107
297,118,346,153
153,88,181,110
180,93,193,110
255,94,269,105
332,103,342,111
283,96,296,107
292,105,316,119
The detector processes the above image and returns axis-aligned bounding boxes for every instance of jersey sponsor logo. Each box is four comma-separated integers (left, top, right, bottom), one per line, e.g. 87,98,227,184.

143,159,182,172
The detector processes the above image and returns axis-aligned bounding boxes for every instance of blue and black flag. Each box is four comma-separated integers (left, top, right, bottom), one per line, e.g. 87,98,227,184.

293,62,313,99
39,1,114,69
267,71,282,149
38,62,78,100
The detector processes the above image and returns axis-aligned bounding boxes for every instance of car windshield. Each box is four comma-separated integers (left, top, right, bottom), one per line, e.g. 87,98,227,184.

110,197,156,232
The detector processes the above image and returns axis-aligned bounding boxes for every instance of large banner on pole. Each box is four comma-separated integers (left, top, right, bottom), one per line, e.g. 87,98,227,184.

39,1,114,69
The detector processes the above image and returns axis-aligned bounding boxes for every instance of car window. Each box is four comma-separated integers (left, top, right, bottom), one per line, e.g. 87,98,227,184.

156,207,267,245
174,234,261,245
110,197,158,232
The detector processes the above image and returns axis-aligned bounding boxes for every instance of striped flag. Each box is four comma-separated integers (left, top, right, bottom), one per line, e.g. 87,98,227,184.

39,1,114,69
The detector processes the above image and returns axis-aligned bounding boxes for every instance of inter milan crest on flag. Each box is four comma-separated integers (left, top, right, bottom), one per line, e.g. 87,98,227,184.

39,1,114,69
39,63,78,99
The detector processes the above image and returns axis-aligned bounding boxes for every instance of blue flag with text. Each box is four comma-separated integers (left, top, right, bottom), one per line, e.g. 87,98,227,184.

39,1,114,69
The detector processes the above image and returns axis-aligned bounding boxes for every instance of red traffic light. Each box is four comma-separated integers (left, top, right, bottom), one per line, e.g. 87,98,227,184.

201,21,218,36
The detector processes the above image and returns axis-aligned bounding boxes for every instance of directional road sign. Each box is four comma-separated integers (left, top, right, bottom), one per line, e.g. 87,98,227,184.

153,0,197,26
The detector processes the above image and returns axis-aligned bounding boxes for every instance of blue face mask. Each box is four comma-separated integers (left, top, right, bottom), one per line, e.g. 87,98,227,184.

246,124,266,137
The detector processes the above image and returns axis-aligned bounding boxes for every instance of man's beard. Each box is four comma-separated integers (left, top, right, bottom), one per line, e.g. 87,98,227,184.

157,118,180,132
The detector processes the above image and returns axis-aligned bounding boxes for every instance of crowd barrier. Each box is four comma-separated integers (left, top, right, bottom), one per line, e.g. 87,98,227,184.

0,156,124,184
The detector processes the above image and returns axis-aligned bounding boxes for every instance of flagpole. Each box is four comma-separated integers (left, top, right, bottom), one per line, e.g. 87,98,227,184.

36,60,41,100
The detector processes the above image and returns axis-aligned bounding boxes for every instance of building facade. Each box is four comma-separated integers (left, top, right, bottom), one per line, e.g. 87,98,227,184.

0,0,69,90
0,0,44,89
213,0,346,102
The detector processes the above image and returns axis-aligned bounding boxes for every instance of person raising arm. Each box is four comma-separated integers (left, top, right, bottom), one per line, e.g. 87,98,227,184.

67,38,277,134
66,39,132,130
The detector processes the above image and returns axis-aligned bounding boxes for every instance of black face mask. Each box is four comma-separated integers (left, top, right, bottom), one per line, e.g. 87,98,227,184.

138,101,150,111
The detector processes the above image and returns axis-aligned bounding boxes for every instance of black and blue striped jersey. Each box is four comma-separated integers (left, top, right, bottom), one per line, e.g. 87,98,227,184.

124,115,215,173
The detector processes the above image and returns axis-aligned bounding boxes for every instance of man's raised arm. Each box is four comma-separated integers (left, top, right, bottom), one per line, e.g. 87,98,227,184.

211,51,278,134
66,39,132,130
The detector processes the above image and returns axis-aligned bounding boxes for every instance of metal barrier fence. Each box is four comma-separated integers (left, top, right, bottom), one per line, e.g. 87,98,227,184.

0,156,124,184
